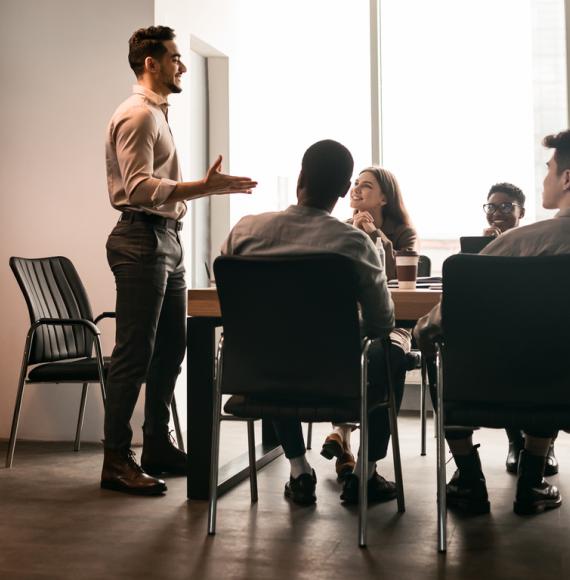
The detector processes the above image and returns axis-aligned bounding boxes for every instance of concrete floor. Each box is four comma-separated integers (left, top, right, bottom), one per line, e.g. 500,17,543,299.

1,416,568,580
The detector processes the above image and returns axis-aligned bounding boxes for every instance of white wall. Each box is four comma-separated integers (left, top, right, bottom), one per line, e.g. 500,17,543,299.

0,0,154,442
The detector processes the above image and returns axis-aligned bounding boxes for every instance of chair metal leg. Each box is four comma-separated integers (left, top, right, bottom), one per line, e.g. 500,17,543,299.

385,346,405,513
171,394,185,452
208,336,224,535
6,374,27,468
435,345,447,553
74,383,89,452
420,358,427,456
306,422,313,450
247,420,258,503
358,339,371,548
6,332,34,468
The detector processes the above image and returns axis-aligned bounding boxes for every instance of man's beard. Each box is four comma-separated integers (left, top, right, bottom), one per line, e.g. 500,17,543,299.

166,82,182,94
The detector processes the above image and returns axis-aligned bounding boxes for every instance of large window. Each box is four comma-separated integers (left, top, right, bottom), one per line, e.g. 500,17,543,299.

226,0,567,274
229,0,371,225
380,0,567,272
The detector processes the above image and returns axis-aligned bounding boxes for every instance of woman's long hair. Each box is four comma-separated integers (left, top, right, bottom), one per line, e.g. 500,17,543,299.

358,166,413,227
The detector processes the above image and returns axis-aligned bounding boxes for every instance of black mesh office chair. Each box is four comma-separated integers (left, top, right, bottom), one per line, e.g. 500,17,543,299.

434,254,570,552
6,256,184,467
207,254,405,548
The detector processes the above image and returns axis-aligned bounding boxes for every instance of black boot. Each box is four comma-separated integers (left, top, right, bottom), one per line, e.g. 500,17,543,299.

141,431,187,476
505,429,524,474
513,450,562,515
446,445,490,514
544,442,559,477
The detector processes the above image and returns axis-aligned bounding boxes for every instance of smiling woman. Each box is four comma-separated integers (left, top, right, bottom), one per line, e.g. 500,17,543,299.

348,166,416,281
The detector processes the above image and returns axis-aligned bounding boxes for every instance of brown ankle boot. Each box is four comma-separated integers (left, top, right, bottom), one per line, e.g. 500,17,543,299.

101,448,167,495
141,431,187,476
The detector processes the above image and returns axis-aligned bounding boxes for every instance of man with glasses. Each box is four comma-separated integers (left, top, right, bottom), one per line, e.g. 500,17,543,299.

415,129,570,516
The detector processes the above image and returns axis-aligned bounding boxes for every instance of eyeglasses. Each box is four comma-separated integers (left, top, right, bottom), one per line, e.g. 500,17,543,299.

483,202,521,215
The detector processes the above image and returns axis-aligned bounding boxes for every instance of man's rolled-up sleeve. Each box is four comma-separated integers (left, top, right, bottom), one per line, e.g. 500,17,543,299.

112,108,177,207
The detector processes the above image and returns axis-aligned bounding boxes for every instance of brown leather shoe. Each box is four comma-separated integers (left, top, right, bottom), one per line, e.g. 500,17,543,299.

141,431,187,476
101,448,167,496
335,450,356,481
320,433,344,460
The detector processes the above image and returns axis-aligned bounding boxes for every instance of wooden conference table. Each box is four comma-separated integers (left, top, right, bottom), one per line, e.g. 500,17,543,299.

186,286,441,500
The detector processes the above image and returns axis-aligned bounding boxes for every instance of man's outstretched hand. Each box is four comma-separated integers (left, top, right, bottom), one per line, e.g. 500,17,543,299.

203,155,258,195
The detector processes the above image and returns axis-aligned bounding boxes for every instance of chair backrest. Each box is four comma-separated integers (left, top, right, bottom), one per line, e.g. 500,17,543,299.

441,253,570,407
418,254,431,277
10,256,95,364
213,254,363,401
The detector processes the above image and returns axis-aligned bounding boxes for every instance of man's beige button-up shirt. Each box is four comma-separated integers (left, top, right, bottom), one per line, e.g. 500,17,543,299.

105,85,186,220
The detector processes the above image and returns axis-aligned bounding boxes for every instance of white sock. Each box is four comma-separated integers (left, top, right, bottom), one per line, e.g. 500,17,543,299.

290,454,312,479
354,458,377,480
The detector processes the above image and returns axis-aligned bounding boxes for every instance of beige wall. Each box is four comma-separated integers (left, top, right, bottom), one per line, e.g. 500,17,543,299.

0,0,154,442
0,0,243,444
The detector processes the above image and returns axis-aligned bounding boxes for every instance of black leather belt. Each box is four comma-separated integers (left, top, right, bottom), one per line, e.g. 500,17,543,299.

120,211,183,231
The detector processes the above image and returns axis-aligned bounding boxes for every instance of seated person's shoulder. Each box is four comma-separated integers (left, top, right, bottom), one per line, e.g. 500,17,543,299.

481,217,565,256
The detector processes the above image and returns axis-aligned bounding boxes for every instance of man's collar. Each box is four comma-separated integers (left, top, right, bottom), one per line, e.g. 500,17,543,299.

132,84,169,107
286,204,331,217
555,207,570,218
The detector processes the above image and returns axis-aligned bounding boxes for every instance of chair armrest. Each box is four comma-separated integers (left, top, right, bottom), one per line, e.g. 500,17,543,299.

30,317,100,337
94,312,116,325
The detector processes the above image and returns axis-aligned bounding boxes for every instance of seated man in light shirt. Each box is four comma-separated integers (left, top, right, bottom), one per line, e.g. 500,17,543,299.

414,129,570,516
482,182,559,477
221,140,408,506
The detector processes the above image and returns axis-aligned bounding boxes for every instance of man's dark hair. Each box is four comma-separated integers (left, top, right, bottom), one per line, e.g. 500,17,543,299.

300,140,354,202
543,130,570,174
487,182,525,207
128,26,176,77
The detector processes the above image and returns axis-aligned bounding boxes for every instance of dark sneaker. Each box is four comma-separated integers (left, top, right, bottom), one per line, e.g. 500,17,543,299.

514,450,562,515
284,470,317,505
340,472,397,505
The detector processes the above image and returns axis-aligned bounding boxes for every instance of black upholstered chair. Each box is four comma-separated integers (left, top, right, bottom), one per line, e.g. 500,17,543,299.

207,254,405,547
6,256,184,467
434,254,570,552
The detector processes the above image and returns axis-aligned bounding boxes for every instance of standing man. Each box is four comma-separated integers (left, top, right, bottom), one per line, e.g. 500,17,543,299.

102,26,257,496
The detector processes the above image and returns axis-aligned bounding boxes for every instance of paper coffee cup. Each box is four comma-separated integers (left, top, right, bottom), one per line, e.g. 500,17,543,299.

395,252,419,289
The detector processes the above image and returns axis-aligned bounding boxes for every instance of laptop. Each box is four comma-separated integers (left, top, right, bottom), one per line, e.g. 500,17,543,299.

459,236,495,254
